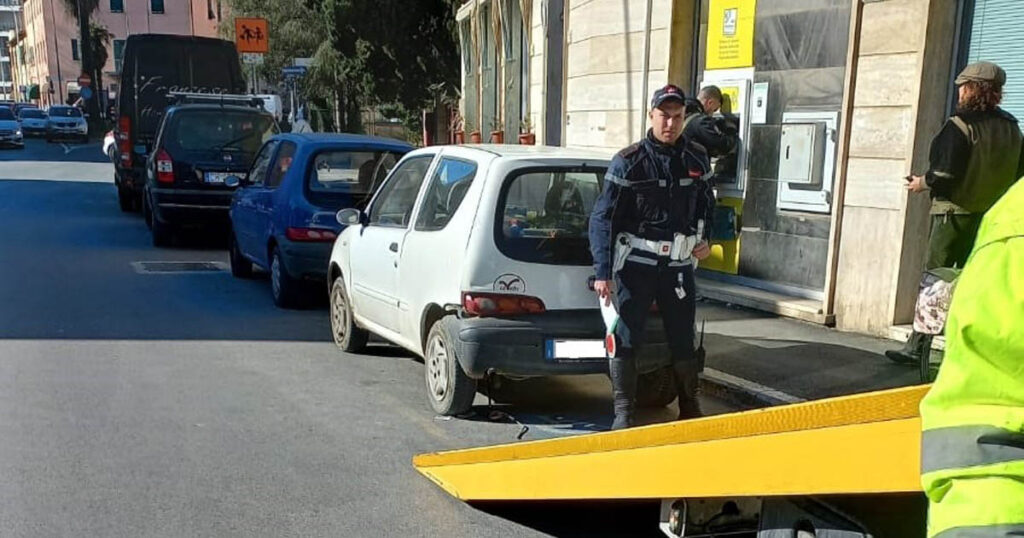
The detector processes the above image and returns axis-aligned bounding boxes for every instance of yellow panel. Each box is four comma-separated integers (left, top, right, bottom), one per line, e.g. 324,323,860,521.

706,0,757,70
703,196,743,274
414,386,930,501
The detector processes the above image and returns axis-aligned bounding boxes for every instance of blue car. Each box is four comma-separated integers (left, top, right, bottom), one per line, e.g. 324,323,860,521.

228,133,413,307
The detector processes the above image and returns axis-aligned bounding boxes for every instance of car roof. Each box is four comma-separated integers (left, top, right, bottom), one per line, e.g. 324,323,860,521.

167,104,270,115
271,132,414,151
409,143,614,163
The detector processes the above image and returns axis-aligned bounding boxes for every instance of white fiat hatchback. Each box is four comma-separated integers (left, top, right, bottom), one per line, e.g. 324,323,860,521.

328,145,674,415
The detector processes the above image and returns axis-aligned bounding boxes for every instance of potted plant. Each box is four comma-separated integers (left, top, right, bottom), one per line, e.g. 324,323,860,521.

452,115,465,144
490,118,504,144
518,116,535,145
466,118,481,143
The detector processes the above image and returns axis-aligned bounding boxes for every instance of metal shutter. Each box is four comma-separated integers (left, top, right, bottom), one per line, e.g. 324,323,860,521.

968,0,1024,120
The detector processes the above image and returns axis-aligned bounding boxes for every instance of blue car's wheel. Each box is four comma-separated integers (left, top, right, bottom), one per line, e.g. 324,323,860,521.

270,246,301,308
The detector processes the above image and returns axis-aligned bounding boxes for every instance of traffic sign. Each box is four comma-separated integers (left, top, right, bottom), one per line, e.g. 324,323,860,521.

241,52,265,65
281,66,308,77
235,17,269,54
78,71,92,88
80,86,93,100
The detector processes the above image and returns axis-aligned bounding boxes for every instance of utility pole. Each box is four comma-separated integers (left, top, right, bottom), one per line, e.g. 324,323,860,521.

76,0,100,131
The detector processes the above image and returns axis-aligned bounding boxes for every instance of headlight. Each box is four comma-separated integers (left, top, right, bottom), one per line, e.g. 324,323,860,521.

15,130,22,136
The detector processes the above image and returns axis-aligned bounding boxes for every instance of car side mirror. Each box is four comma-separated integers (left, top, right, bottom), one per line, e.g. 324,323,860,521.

336,208,365,226
224,175,242,188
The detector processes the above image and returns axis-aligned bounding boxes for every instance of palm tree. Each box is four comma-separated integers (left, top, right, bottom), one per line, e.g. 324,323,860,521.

59,0,101,123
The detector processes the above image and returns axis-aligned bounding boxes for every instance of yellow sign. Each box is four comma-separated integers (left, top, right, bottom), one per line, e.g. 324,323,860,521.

706,0,756,70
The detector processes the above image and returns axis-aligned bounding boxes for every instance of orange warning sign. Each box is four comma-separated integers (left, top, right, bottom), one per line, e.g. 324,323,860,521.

235,17,269,54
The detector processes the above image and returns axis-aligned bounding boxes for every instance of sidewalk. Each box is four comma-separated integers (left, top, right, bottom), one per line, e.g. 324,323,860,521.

695,297,932,408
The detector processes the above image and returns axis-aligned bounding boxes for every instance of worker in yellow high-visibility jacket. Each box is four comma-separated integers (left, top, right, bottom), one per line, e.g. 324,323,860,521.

920,178,1024,537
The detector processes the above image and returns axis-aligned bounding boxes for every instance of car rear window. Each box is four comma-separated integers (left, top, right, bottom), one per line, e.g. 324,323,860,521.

308,150,404,194
165,111,276,154
20,109,44,119
495,168,603,266
50,107,82,118
0,108,14,120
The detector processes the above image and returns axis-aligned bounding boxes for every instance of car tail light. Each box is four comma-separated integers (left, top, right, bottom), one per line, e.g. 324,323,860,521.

462,292,546,317
155,149,174,184
285,227,338,242
117,116,131,167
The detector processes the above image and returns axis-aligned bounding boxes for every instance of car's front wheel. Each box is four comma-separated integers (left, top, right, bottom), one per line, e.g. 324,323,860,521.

330,276,368,353
424,319,477,416
270,246,301,308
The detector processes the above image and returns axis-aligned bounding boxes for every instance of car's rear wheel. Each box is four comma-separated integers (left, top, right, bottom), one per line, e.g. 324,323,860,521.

117,186,135,213
636,365,677,408
150,211,174,247
229,232,254,279
424,319,477,416
270,246,301,308
330,276,368,353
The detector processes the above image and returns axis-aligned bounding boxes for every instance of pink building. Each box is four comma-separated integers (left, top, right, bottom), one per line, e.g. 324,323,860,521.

15,0,226,106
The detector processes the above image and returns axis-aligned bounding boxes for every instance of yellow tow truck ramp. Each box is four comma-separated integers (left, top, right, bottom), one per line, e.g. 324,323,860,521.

414,385,930,536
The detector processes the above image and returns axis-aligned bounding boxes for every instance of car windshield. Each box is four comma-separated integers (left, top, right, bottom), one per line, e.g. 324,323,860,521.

50,107,82,118
167,111,277,154
496,168,603,266
0,108,15,121
308,150,404,195
20,109,44,119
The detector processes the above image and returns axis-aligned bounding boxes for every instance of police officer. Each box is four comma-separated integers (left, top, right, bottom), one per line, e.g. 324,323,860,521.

589,84,715,430
886,61,1024,365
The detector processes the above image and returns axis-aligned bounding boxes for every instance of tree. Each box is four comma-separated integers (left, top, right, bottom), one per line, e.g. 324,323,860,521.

89,24,112,112
60,0,101,126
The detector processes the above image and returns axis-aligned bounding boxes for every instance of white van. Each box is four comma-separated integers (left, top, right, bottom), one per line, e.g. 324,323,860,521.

255,94,283,121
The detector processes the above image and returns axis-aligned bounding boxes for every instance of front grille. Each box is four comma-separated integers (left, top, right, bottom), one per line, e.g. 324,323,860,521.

0,130,13,136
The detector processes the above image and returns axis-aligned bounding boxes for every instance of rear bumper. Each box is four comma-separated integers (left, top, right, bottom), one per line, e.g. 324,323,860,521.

279,238,332,281
448,311,669,379
151,187,234,227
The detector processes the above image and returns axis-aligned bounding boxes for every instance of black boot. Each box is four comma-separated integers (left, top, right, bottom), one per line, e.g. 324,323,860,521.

609,357,637,430
886,331,926,365
674,360,702,420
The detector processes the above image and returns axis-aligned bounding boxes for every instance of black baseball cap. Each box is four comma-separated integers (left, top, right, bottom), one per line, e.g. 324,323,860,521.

651,84,686,108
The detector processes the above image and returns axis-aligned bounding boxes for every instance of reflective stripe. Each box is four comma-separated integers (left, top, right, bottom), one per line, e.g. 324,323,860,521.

604,173,631,187
678,177,694,187
933,524,1024,538
933,170,957,179
922,425,1024,474
625,255,657,266
667,260,692,267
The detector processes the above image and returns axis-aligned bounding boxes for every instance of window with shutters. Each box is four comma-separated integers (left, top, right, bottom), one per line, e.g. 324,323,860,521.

962,0,1024,119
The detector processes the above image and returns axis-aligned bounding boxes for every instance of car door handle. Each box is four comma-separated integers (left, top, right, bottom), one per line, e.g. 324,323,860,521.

389,242,399,253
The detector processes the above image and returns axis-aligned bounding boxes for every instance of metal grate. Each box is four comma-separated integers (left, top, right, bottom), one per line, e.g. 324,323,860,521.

131,261,228,274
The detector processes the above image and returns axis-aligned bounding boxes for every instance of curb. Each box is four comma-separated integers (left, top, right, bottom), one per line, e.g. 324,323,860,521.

698,367,805,410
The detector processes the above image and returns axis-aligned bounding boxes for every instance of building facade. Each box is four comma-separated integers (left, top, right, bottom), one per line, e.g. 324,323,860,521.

12,0,225,107
457,0,1024,338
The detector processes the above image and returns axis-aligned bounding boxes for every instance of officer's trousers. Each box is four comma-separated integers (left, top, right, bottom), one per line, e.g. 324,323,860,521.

612,258,699,400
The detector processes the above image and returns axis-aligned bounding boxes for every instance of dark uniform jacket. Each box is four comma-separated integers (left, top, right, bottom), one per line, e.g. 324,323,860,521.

926,108,1024,213
589,131,715,280
683,112,738,158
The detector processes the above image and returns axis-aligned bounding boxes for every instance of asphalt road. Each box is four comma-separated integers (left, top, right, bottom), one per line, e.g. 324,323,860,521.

0,138,731,537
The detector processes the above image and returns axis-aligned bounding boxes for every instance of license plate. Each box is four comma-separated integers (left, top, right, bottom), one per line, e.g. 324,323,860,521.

546,339,606,360
204,172,231,184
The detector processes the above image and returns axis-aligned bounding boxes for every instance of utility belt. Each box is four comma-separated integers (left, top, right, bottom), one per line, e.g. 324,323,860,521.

612,220,705,275
930,199,972,216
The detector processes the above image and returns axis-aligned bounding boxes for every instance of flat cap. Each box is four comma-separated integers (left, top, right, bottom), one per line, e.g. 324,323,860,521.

955,61,1006,86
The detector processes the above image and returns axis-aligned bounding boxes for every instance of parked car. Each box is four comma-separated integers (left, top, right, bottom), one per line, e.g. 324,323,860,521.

142,102,278,247
227,133,412,308
113,34,247,213
0,106,24,148
18,108,47,136
13,103,37,117
327,145,675,415
45,105,88,143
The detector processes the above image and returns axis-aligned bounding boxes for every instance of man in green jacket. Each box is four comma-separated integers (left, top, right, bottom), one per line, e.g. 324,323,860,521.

887,61,1024,364
920,178,1024,537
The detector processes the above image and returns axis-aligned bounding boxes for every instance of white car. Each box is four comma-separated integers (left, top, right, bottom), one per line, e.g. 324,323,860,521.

18,108,48,137
0,107,24,148
328,145,674,415
45,105,88,143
